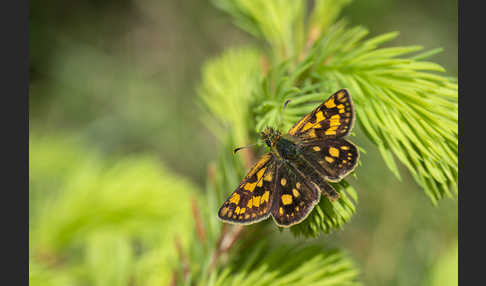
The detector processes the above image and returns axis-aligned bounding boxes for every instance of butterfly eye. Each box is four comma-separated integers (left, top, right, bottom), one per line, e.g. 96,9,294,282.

265,139,272,147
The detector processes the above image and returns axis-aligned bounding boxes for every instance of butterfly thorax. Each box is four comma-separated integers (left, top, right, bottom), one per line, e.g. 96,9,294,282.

274,136,300,160
261,127,300,160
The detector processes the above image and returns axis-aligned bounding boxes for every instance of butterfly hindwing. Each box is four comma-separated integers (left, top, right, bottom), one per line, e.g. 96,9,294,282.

299,138,359,182
288,89,354,139
271,163,320,227
218,153,276,224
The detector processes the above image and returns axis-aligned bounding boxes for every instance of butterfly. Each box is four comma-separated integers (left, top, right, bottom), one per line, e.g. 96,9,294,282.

218,89,359,227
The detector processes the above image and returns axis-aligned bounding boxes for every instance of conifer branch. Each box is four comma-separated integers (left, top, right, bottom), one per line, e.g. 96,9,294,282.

201,0,457,238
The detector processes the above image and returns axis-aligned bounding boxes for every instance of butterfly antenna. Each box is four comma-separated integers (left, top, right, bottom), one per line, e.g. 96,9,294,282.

277,99,292,128
233,143,258,155
283,99,292,110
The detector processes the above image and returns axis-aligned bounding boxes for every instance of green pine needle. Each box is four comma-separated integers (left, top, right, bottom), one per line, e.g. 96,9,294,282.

213,243,360,286
199,47,263,145
211,0,306,61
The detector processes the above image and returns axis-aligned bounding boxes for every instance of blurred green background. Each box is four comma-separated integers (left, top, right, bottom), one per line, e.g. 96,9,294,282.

29,0,457,285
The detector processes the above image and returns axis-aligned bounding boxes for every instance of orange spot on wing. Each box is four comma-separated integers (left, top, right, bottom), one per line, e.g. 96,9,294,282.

315,111,325,122
262,191,270,203
256,167,266,177
289,113,311,134
302,111,326,132
257,180,264,187
325,127,337,135
325,98,336,108
281,194,293,205
337,104,345,113
248,155,271,177
302,122,314,131
337,91,346,101
264,172,273,181
292,189,300,197
244,182,256,191
253,196,261,207
329,147,340,157
229,193,240,204
306,129,317,138
220,207,228,216
329,114,341,127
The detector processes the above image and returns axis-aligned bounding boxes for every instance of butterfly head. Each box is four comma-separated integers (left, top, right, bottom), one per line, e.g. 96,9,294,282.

261,127,281,147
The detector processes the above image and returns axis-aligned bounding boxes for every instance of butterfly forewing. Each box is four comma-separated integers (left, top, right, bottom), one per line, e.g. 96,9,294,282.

218,153,277,224
288,89,354,139
271,163,320,227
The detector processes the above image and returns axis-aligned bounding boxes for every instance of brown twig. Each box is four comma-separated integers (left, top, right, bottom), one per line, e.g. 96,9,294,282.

170,236,190,286
169,272,178,286
209,224,245,272
191,197,206,243
34,247,66,268
208,145,257,273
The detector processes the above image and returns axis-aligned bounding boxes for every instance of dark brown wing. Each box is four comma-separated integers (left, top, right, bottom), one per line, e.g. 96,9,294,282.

288,89,355,140
298,138,359,182
270,163,321,227
218,153,277,225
